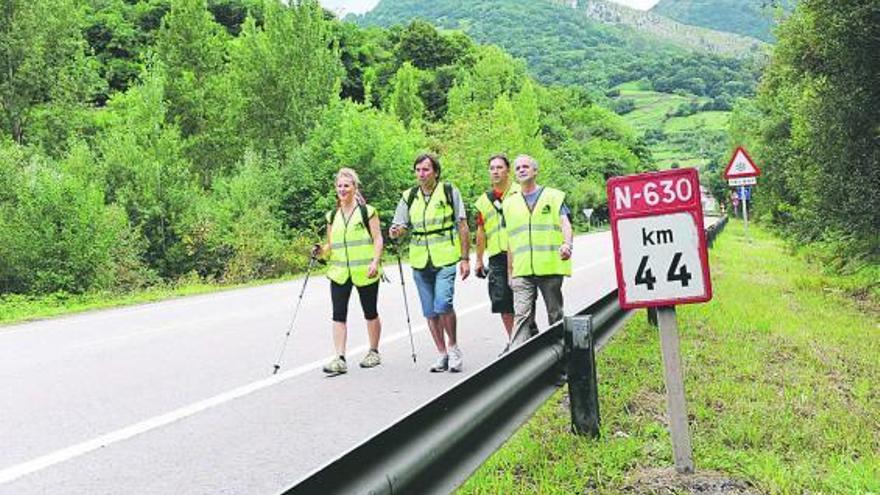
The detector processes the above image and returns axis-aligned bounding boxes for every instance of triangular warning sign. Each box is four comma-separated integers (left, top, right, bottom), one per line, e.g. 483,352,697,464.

724,147,761,179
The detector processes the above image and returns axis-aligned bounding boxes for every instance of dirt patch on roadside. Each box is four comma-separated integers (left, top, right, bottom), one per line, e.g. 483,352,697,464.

616,468,758,495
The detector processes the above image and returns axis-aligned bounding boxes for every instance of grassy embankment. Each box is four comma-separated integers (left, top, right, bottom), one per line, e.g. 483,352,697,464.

613,82,729,170
460,220,880,494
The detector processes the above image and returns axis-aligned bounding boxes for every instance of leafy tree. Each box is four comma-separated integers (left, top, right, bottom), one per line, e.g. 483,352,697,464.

230,0,342,152
85,0,145,103
0,0,102,146
388,62,425,128
156,0,228,136
446,45,525,119
181,150,295,282
0,142,144,294
733,0,879,263
96,61,199,279
285,99,426,230
395,19,471,70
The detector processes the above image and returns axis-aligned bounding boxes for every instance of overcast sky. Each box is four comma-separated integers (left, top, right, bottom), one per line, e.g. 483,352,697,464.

318,0,661,16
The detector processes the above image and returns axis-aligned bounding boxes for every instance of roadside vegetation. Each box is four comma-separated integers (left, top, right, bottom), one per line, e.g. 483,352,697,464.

728,0,879,286
459,220,879,494
0,0,651,316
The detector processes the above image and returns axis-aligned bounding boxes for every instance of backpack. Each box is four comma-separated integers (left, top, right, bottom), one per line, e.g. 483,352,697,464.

405,182,456,242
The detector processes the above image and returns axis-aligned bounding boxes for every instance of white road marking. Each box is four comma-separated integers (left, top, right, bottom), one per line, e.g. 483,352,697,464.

0,257,610,485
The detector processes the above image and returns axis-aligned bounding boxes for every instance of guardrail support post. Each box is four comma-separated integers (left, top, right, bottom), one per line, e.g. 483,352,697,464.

647,307,658,327
565,316,600,437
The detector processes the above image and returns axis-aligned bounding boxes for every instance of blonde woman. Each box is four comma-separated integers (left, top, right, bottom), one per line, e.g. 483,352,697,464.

313,168,384,375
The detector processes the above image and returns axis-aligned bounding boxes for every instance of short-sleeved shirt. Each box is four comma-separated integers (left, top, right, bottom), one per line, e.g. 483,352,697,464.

522,186,571,217
391,183,467,228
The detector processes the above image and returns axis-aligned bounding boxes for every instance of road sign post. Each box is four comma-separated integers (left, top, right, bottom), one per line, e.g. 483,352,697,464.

724,147,761,243
656,306,694,473
607,168,712,474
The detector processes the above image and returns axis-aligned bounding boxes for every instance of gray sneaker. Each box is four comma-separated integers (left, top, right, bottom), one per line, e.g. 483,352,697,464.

359,350,381,368
448,346,463,373
429,354,449,373
322,356,347,375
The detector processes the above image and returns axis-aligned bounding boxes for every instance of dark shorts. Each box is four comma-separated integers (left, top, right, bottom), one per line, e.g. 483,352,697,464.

330,279,379,323
488,253,514,314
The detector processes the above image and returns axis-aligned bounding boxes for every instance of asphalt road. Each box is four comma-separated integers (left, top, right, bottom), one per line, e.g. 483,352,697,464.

0,220,717,494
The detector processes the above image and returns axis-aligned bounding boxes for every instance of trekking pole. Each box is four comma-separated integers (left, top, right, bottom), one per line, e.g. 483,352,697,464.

272,254,319,375
393,238,417,363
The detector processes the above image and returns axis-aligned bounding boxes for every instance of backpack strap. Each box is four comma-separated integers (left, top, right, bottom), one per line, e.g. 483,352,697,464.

328,206,374,241
405,186,419,211
444,182,457,242
359,203,373,241
486,188,506,228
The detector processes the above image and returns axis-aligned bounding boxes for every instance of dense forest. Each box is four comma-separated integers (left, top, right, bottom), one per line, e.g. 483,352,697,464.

355,0,762,103
727,0,879,279
652,0,797,42
1,0,875,301
0,0,650,297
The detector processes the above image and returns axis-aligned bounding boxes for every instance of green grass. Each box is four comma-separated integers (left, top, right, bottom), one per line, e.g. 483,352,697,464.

612,85,730,171
665,111,729,132
459,220,880,494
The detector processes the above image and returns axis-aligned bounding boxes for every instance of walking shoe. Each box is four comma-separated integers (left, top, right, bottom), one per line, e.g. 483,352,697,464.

529,323,539,337
359,350,381,368
322,356,347,375
448,346,463,373
498,343,510,357
429,354,449,373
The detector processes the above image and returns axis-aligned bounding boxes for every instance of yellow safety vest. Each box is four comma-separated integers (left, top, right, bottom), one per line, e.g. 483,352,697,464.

503,187,571,277
326,204,381,286
406,182,461,269
474,182,521,257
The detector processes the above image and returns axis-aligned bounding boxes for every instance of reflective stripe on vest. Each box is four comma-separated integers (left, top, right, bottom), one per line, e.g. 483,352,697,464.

474,182,520,258
503,187,571,277
406,183,460,269
327,205,381,286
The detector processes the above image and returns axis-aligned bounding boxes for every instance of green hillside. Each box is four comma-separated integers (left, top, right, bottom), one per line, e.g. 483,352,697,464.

611,82,729,170
652,0,797,42
354,0,761,100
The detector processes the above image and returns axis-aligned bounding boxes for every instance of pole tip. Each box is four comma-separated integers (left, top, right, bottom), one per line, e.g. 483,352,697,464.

272,364,280,375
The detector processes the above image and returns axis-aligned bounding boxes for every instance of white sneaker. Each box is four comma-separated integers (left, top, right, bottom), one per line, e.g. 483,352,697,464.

429,354,449,373
448,346,463,372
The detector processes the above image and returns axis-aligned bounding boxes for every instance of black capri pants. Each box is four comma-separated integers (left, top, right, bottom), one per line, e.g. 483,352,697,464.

331,279,380,323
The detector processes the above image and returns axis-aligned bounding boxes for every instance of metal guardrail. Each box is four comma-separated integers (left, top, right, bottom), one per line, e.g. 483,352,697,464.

705,215,728,248
282,216,728,495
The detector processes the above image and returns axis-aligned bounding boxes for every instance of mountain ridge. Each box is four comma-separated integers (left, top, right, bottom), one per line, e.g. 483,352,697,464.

551,0,766,57
652,0,797,42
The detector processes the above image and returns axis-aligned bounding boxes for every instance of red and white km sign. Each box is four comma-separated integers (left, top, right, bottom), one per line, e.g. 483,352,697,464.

607,168,712,309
